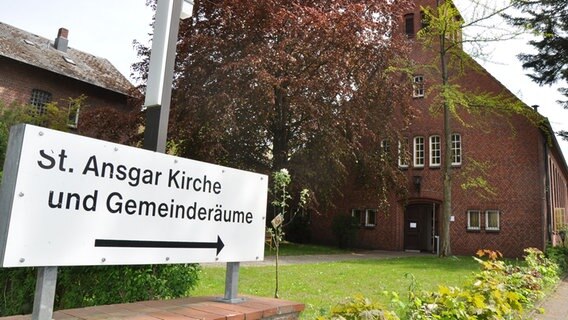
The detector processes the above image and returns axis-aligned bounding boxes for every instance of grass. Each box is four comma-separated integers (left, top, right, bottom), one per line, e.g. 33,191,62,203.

191,256,479,319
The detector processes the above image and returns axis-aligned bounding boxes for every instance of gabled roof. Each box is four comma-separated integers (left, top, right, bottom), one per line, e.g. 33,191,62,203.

0,21,133,96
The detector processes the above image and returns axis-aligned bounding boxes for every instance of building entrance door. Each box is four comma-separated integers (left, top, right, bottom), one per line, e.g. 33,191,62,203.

404,204,436,252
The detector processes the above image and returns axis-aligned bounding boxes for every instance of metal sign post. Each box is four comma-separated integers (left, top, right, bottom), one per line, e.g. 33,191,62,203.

142,0,244,303
143,0,185,152
32,267,58,320
222,262,244,303
0,127,56,320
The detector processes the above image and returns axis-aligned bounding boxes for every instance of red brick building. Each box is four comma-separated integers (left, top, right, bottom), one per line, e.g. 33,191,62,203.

310,0,568,257
0,22,133,127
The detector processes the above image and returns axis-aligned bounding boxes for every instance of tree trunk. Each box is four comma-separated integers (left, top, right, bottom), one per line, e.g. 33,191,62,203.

272,86,289,171
439,0,452,257
441,98,452,257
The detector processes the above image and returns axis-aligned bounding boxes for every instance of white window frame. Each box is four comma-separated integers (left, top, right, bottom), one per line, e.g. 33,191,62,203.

451,133,462,166
381,139,390,153
467,210,481,230
364,209,377,227
429,135,441,167
67,103,81,128
413,136,425,168
413,75,424,98
351,209,363,226
485,210,500,231
398,138,409,168
30,89,52,115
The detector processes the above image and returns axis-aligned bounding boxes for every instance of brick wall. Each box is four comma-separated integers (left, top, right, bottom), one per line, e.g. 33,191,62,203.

0,57,129,114
309,0,565,258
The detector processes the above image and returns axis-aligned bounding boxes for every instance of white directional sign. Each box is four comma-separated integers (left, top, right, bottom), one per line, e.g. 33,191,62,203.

0,124,268,267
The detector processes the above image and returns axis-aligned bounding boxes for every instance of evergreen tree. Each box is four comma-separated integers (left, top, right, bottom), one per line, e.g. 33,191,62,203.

505,0,568,139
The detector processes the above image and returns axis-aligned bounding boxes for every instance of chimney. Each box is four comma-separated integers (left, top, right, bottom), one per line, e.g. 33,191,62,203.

532,105,539,112
54,28,69,52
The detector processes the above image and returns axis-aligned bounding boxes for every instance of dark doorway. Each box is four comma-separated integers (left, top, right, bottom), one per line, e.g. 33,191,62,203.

404,203,436,252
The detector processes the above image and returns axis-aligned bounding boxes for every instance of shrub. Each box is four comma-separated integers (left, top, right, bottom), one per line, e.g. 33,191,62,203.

545,245,568,273
320,295,400,320
0,264,200,316
329,248,563,319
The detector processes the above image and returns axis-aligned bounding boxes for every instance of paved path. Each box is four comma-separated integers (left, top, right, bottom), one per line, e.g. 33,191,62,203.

203,250,430,267
535,276,568,320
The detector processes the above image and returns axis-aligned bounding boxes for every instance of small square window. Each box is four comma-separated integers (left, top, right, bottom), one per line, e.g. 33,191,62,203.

467,210,481,230
29,89,52,115
486,210,500,231
365,209,377,227
351,209,363,226
413,75,424,98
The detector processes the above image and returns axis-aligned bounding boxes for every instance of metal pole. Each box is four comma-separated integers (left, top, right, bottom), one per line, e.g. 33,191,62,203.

142,0,241,303
221,262,244,303
32,266,58,320
142,0,184,152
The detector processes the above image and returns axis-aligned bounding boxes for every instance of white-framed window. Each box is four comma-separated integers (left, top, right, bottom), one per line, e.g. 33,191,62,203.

29,89,52,115
351,209,363,226
486,210,500,231
380,139,392,162
429,135,441,167
398,138,409,168
413,136,425,167
451,133,462,166
351,208,377,228
420,10,429,29
67,103,80,128
381,139,390,153
467,210,481,230
413,75,425,98
365,209,377,227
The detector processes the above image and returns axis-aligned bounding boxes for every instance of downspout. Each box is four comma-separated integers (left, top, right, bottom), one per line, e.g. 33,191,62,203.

544,142,553,245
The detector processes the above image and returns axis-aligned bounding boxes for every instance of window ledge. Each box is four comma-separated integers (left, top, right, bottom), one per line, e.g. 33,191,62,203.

466,228,481,233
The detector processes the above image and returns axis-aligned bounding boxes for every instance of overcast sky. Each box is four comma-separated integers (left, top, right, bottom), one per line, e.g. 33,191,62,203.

0,0,566,157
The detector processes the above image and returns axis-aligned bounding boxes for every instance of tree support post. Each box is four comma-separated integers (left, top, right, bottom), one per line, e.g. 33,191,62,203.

32,266,58,320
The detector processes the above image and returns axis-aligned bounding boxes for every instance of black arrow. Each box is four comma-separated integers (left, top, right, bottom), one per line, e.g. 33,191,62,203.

94,236,225,255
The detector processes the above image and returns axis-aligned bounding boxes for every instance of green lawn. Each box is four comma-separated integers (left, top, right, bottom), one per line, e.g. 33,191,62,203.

191,256,479,319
